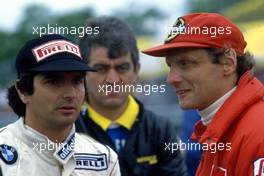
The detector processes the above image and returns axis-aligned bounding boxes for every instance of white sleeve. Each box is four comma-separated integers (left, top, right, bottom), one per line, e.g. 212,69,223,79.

105,145,120,176
0,165,2,176
108,158,121,176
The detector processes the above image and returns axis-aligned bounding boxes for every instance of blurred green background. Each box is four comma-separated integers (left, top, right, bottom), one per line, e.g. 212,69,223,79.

0,0,263,87
0,0,263,128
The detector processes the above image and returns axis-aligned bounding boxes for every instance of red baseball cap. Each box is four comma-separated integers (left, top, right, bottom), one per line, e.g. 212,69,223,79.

142,13,247,57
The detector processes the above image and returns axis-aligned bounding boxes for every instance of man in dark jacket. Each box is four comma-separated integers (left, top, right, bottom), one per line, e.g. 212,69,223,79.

75,16,187,176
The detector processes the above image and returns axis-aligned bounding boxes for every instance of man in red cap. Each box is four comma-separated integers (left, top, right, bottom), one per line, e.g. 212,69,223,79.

143,13,264,176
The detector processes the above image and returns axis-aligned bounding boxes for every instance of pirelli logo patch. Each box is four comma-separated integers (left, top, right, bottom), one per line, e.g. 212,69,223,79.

75,153,108,171
32,40,81,62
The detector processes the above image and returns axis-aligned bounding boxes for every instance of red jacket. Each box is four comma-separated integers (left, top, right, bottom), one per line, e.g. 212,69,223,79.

192,72,264,176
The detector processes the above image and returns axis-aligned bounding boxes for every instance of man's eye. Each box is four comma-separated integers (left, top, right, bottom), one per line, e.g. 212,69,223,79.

74,78,84,84
179,60,187,66
94,65,108,72
177,60,191,68
47,79,62,85
117,64,130,72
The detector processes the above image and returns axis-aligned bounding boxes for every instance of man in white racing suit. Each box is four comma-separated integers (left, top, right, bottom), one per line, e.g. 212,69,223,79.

0,34,120,176
0,119,119,176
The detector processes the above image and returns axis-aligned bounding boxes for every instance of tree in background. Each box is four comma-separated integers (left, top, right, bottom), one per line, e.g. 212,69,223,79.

223,0,264,23
0,5,94,61
0,4,165,87
113,4,166,36
187,0,245,14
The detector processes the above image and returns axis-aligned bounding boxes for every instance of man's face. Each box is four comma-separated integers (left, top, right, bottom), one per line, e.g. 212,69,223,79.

25,72,85,128
166,48,227,110
86,46,139,108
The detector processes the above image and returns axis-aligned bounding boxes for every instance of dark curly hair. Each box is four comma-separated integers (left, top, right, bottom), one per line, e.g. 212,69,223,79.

7,73,35,117
207,48,255,80
79,16,139,71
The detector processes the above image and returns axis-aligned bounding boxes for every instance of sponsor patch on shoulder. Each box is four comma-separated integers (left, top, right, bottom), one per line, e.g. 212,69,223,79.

75,153,108,171
54,133,75,164
0,144,18,165
254,158,264,176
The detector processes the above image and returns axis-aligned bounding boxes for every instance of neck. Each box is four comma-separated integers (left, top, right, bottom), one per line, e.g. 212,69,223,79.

88,99,128,121
25,114,72,143
198,86,237,125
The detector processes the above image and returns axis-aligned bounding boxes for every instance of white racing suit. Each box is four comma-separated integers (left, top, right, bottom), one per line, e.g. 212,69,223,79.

0,118,120,176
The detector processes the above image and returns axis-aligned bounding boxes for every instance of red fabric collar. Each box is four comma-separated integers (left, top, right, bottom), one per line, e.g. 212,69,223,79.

191,72,264,144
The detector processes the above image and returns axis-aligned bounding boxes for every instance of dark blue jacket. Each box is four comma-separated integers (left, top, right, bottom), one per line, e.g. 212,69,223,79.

180,109,202,176
75,100,187,176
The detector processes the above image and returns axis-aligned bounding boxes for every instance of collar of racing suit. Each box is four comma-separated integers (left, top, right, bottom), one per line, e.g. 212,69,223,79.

191,71,264,144
198,86,237,126
12,118,76,165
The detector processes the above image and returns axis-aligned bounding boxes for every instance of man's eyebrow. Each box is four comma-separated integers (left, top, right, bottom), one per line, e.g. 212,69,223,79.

116,62,130,66
93,63,109,67
115,62,130,68
92,62,131,70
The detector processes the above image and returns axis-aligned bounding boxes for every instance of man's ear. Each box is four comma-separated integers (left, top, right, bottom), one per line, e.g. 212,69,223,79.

221,48,237,76
15,83,29,104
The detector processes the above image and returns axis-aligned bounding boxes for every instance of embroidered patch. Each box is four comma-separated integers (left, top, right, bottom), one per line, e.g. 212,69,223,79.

0,144,18,165
75,153,108,171
32,40,81,62
165,17,186,43
136,155,158,165
254,158,264,176
54,133,75,164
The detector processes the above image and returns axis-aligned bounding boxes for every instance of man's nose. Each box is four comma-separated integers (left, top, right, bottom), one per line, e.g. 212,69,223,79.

166,68,183,86
63,83,77,99
105,69,121,84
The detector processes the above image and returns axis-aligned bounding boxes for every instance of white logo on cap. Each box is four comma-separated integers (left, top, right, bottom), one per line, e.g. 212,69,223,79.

32,40,82,62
